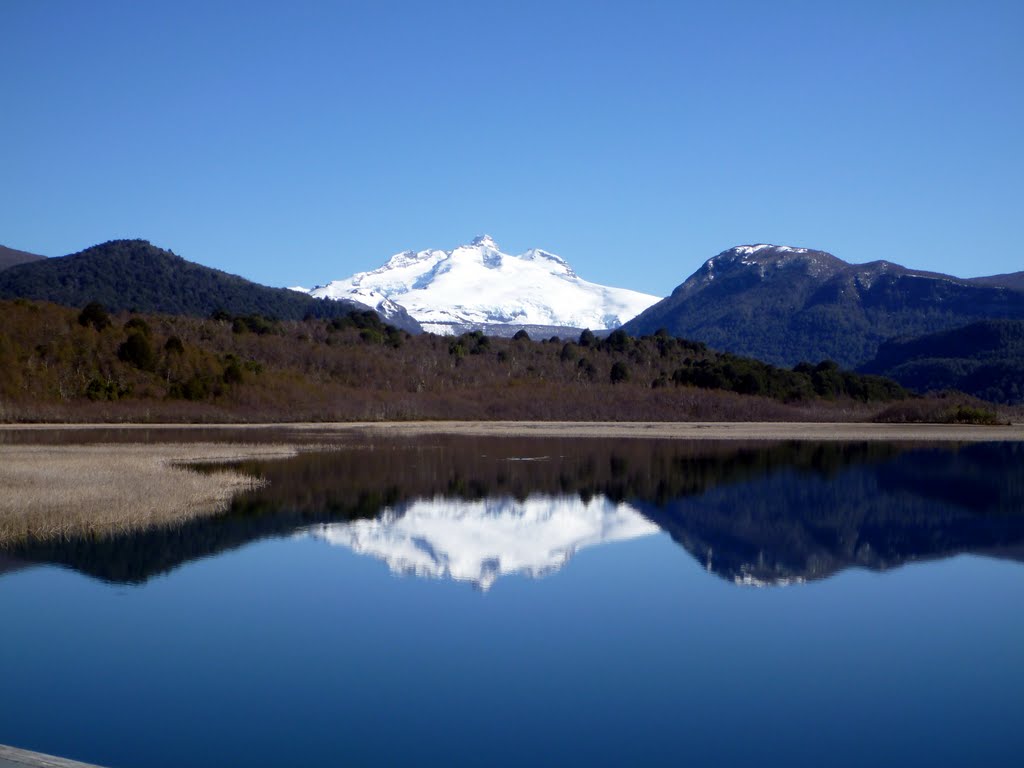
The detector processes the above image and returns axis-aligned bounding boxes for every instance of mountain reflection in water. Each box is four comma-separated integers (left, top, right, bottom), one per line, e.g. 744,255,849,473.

3,437,1023,587
305,495,659,589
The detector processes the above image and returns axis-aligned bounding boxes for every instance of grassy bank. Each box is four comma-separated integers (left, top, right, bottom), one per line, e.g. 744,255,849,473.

0,443,298,544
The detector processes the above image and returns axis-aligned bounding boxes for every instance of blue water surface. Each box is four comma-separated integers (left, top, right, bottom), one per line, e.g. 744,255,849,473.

2,438,1022,768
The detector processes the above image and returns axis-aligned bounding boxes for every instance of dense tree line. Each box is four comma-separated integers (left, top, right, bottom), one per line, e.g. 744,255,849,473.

0,299,924,423
861,320,1024,404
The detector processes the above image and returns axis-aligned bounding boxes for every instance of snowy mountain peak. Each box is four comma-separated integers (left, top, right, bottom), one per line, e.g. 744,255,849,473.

703,244,840,275
470,234,499,249
690,244,846,288
727,244,812,259
732,244,774,256
301,236,661,335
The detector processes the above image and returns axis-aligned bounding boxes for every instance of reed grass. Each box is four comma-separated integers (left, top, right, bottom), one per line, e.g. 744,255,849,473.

0,443,299,545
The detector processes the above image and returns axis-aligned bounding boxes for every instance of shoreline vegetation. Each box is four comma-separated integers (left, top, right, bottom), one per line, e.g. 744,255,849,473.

3,421,1023,441
5,298,997,426
0,443,300,545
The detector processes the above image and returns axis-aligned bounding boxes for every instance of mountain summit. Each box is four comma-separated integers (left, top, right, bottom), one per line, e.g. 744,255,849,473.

300,236,660,335
622,244,1024,367
470,233,499,248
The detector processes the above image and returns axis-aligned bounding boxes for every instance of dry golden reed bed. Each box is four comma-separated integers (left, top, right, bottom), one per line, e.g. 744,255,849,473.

0,443,298,545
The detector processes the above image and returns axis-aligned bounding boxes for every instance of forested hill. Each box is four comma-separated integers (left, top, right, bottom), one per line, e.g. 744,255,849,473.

861,320,1024,404
0,245,46,272
621,244,1024,368
0,239,421,331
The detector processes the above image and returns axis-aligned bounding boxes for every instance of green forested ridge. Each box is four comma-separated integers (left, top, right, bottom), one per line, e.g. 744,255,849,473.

861,320,1024,404
0,239,420,330
0,300,912,422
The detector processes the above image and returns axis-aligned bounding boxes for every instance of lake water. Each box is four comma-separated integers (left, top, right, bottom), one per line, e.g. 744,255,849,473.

2,435,1023,767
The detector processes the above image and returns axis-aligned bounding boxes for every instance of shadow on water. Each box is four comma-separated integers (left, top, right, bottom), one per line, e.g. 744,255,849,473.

3,436,1024,586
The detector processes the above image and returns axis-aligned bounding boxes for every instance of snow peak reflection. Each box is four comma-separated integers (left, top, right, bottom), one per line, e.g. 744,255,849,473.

303,495,659,590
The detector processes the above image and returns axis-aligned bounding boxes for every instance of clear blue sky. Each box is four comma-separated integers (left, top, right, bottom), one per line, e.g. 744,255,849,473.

2,0,1021,296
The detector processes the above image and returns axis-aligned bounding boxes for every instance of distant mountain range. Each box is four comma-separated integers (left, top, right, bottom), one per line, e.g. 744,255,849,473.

861,319,1024,404
622,244,1024,368
296,235,660,336
0,244,45,272
5,234,1024,401
0,239,421,331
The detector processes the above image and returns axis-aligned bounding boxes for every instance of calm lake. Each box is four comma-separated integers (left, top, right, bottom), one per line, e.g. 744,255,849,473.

2,433,1023,767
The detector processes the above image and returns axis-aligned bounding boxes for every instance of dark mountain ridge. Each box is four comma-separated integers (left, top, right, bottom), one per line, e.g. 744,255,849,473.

0,239,422,331
970,272,1024,292
0,244,46,272
622,244,1024,368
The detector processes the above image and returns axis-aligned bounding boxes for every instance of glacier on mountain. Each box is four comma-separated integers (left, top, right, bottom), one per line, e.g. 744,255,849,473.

298,235,660,334
300,494,660,590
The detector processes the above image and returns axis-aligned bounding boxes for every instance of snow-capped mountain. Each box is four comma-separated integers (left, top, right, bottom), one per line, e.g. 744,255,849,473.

301,494,660,590
298,235,661,335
